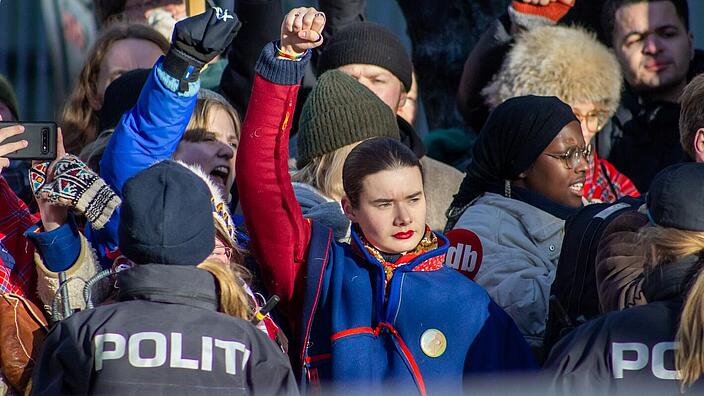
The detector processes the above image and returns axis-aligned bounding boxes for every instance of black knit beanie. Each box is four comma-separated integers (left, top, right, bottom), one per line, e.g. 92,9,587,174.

119,161,215,266
317,22,413,91
99,68,150,133
296,70,400,168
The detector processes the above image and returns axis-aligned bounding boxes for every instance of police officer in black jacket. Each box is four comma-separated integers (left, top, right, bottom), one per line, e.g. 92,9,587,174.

545,163,704,395
30,161,298,395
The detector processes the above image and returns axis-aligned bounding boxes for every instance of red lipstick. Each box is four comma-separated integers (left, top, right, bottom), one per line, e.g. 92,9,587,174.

393,231,414,240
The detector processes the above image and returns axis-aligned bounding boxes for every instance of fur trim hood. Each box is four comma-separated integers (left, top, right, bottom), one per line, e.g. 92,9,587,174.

483,25,622,118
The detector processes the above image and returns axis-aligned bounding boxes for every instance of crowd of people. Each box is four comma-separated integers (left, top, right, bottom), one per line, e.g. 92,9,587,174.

0,0,703,394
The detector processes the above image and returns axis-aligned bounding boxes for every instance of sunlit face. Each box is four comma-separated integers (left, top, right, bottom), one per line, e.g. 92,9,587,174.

612,1,693,99
93,38,164,110
337,63,407,112
173,107,238,197
571,101,609,144
397,71,418,126
343,166,426,254
516,121,587,208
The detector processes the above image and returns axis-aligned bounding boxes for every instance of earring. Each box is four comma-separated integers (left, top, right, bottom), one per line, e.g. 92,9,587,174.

504,180,511,198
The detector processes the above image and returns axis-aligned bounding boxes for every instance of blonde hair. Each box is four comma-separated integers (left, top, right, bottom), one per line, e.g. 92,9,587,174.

183,90,241,143
61,23,169,154
291,143,358,202
197,259,252,321
638,226,704,391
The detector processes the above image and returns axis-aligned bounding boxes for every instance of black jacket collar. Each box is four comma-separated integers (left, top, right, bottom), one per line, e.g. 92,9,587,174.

118,264,219,311
397,115,426,159
642,254,703,302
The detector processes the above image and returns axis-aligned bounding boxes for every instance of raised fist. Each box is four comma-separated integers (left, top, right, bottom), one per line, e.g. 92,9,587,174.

163,7,242,91
279,7,327,57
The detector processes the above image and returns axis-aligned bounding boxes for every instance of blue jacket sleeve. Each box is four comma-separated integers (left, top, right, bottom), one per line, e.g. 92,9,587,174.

464,300,538,375
25,218,81,272
91,58,200,264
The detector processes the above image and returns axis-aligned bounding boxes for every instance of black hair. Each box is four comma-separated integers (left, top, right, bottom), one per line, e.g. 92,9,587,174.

342,138,422,207
601,0,690,46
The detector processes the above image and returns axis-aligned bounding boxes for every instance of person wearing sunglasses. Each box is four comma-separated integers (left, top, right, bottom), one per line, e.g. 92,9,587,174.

446,95,587,359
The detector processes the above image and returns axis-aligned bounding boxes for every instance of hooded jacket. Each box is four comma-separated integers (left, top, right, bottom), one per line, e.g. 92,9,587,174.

237,42,537,395
545,255,704,395
30,264,298,395
452,192,564,348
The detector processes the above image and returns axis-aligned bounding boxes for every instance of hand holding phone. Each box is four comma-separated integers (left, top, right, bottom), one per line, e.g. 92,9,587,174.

0,124,27,172
0,122,57,161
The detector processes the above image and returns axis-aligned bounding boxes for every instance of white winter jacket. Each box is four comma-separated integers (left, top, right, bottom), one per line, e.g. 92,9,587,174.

452,192,565,347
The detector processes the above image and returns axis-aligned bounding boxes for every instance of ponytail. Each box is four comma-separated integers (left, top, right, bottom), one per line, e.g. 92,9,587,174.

676,267,704,391
197,259,252,320
638,226,704,391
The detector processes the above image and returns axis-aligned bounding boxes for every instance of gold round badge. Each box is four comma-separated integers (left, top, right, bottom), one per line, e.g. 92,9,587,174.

420,329,447,358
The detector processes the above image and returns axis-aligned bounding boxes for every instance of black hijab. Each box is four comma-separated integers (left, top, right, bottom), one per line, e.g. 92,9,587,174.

447,96,578,224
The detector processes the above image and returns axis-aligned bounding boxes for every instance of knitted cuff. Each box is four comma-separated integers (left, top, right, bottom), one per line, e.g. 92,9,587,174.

156,59,200,97
255,41,311,86
162,47,205,93
508,1,572,30
30,155,122,230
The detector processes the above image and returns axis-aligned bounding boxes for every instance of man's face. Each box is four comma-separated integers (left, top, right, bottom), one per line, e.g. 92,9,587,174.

337,64,407,112
612,1,694,98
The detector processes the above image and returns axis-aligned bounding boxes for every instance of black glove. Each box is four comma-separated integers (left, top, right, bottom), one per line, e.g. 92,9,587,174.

163,7,242,91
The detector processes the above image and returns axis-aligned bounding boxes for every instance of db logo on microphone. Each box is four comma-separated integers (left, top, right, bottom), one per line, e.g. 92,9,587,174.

444,229,483,280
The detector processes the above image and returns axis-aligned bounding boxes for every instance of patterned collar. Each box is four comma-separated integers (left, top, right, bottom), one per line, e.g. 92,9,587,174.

355,225,441,283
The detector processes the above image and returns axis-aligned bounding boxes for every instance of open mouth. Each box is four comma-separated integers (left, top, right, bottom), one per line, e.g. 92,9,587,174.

568,181,584,196
210,165,230,191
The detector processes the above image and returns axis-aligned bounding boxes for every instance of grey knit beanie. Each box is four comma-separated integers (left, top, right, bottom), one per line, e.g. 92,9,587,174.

296,70,400,168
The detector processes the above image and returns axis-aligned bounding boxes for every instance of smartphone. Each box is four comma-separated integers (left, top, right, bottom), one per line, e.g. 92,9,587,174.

0,122,57,160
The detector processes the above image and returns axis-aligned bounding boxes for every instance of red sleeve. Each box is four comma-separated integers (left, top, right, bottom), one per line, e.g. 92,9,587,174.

236,74,311,319
0,176,38,298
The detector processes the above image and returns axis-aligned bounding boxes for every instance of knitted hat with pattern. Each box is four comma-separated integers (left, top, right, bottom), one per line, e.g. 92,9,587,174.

296,70,400,169
316,21,413,91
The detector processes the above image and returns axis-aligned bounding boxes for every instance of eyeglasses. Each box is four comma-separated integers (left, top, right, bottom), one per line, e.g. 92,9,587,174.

545,146,591,169
573,110,610,133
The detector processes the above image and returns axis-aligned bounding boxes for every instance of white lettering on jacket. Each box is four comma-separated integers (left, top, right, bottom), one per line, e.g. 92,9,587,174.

611,342,680,380
94,332,251,374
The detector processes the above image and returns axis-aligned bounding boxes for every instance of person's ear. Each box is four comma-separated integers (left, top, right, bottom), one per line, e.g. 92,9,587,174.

693,127,704,163
397,90,407,110
341,196,357,222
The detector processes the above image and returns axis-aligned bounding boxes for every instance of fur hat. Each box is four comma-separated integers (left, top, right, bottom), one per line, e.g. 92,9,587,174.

482,25,622,119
